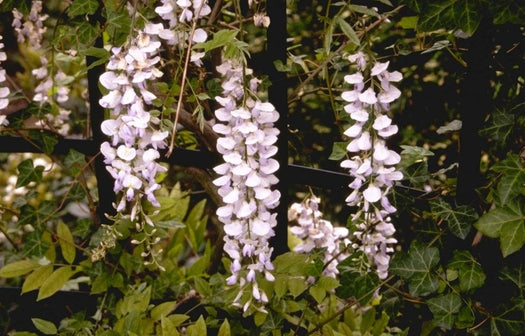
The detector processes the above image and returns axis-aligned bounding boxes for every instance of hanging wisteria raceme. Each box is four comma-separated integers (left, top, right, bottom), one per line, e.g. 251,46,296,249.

212,59,280,310
12,1,71,135
288,195,350,278
340,52,403,279
0,35,10,127
99,23,169,224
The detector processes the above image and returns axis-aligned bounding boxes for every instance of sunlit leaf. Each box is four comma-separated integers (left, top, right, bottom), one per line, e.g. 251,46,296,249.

31,318,57,335
22,265,53,293
0,259,40,278
57,222,76,264
38,266,77,301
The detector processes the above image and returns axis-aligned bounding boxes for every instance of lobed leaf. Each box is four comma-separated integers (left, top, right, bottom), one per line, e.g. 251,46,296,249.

390,242,440,296
427,293,462,329
447,250,486,292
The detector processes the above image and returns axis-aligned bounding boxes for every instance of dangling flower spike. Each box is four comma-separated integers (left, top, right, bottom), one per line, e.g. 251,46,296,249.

340,52,403,279
212,59,280,311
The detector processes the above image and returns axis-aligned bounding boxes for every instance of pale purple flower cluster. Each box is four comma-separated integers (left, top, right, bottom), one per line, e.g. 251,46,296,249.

99,23,169,217
212,59,280,308
154,0,211,65
0,35,10,126
12,1,72,135
340,52,403,279
288,195,350,278
12,1,48,50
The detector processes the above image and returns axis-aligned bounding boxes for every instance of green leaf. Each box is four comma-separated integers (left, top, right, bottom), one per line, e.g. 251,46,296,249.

492,153,525,206
31,318,58,335
490,302,525,336
151,301,176,320
336,17,360,46
16,159,44,188
68,0,99,17
57,222,76,264
155,219,185,229
336,252,379,304
479,108,515,146
447,250,485,292
427,293,462,329
64,149,85,177
499,264,525,290
329,141,349,160
417,0,482,36
22,265,53,293
430,199,478,239
186,315,206,336
390,241,440,296
194,29,239,53
0,259,40,278
84,46,111,70
217,319,231,336
474,202,525,256
22,230,51,257
76,21,99,44
38,266,77,301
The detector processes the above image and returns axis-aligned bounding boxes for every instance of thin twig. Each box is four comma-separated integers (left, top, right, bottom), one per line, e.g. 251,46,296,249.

166,3,206,158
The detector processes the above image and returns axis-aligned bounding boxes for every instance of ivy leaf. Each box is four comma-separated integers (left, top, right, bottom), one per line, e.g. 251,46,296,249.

16,159,44,188
427,293,462,329
490,302,525,336
64,149,85,177
430,199,478,239
68,0,99,17
417,0,482,36
499,264,525,290
23,230,51,257
447,250,486,292
38,266,77,301
475,202,525,257
329,141,349,160
479,108,515,146
336,252,379,304
31,318,58,335
390,241,440,296
491,153,525,206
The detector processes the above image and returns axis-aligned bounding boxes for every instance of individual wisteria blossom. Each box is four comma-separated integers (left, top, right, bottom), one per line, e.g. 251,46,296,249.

340,52,403,279
99,23,168,224
212,59,280,310
288,195,350,278
0,35,10,127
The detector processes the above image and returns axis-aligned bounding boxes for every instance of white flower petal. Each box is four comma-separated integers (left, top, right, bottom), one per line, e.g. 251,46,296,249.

363,185,381,202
